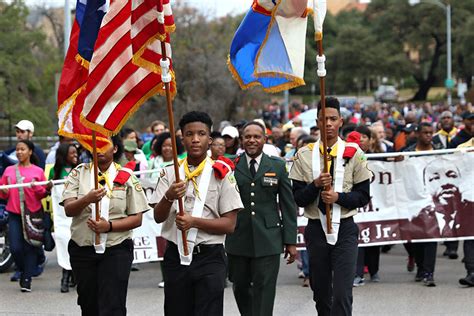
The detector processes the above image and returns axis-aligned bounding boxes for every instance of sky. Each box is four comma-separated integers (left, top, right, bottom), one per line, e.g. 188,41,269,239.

22,0,254,17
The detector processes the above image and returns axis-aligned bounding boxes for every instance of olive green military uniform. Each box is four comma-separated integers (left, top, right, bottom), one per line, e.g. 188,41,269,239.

61,163,150,316
226,153,297,316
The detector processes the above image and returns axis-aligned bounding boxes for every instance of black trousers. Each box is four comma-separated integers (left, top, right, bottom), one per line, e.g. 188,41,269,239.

68,239,134,316
163,242,227,316
356,246,380,278
228,254,280,316
305,217,359,316
445,240,459,252
464,240,474,273
414,242,437,274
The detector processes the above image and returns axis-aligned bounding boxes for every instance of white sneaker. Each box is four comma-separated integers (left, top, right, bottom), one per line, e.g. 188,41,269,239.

158,281,165,288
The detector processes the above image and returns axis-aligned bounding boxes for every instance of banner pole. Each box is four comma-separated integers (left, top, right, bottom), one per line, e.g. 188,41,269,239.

159,40,189,256
316,39,332,234
92,131,101,245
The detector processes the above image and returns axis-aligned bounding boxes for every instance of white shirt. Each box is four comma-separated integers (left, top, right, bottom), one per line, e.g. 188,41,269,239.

434,211,457,235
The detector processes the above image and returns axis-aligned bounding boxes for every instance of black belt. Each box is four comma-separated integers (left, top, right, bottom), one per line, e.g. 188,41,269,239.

308,217,354,224
169,242,222,255
192,244,221,255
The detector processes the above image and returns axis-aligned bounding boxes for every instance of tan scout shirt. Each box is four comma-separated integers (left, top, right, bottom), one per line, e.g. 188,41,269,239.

289,143,372,219
149,163,244,245
61,163,150,247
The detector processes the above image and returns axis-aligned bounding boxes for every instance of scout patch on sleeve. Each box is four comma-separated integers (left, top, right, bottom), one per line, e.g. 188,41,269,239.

70,168,79,178
134,183,143,192
228,174,236,184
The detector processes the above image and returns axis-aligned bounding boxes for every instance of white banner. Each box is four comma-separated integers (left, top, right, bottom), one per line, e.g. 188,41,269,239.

355,151,474,246
51,185,72,270
295,151,474,248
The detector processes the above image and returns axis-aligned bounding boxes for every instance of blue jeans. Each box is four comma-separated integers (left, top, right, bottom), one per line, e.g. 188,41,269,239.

8,212,38,280
300,250,309,277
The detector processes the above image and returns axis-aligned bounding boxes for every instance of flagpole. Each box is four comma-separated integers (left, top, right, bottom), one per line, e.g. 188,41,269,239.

92,131,101,245
316,40,332,234
159,41,189,256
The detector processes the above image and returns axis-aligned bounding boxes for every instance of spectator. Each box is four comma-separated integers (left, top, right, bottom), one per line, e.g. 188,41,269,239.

142,120,167,159
403,123,442,287
433,111,457,149
45,136,75,165
0,140,49,292
449,112,473,148
209,132,226,160
372,122,393,152
48,143,79,293
3,120,46,171
352,127,382,286
222,125,240,158
121,127,148,168
285,127,306,158
147,132,184,181
123,140,148,177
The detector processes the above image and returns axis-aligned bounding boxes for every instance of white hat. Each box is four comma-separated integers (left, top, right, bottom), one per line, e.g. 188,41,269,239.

221,126,239,139
15,120,34,133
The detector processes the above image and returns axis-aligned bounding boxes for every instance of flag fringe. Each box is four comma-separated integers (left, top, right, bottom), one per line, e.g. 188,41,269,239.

57,84,112,153
228,0,306,93
57,84,86,131
75,54,90,69
227,56,305,93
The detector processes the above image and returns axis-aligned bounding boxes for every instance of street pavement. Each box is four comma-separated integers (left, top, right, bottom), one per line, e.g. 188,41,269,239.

0,244,472,315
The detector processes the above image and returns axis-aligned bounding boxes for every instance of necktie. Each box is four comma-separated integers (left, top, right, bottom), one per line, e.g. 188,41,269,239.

250,159,257,177
441,214,454,237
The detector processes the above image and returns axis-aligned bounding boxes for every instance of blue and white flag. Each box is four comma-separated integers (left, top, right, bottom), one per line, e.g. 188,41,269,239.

228,0,325,93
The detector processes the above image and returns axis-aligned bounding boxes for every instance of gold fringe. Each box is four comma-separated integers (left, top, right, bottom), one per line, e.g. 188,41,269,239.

165,24,176,34
228,0,306,93
57,84,112,153
227,56,305,93
57,84,87,131
315,32,323,41
58,129,111,153
75,54,90,69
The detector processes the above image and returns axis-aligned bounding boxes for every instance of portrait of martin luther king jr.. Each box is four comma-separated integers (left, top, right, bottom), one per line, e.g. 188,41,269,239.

408,160,474,239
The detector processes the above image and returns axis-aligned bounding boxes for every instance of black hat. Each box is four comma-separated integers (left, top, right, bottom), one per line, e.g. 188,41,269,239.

404,123,417,133
461,111,474,120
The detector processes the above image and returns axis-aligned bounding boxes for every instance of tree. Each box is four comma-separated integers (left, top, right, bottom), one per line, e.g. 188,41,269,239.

0,0,62,136
366,0,474,101
298,9,410,97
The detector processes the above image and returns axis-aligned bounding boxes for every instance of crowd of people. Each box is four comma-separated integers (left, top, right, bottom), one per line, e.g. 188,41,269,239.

0,96,472,315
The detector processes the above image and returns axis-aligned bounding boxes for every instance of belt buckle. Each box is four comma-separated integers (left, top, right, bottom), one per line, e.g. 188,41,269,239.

193,245,201,255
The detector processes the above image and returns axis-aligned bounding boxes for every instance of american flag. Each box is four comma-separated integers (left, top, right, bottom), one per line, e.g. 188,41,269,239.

81,0,176,136
57,0,111,152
